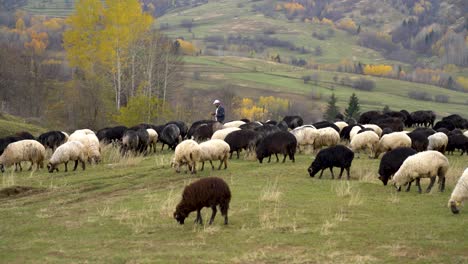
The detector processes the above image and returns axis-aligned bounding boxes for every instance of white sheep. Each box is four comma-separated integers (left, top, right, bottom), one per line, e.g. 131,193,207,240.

47,141,87,173
464,131,468,138
223,120,246,128
349,126,363,141
363,124,383,138
350,130,379,158
314,127,340,150
374,132,412,158
211,127,241,141
0,140,45,172
69,131,101,164
290,126,318,152
334,121,348,132
392,150,448,193
448,168,468,214
73,129,95,135
171,139,201,174
198,139,230,171
146,128,158,153
427,132,448,154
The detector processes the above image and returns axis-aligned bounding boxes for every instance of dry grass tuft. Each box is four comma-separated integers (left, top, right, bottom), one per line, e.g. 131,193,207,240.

260,178,282,202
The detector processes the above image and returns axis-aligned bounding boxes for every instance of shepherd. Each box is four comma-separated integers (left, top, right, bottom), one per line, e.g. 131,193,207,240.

211,99,225,123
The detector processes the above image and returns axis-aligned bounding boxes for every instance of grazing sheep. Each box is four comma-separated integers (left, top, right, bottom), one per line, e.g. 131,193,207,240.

0,140,45,172
282,115,303,129
256,131,297,163
308,145,354,180
392,151,448,193
427,132,448,154
350,130,379,158
411,110,435,127
371,117,404,132
334,121,348,132
290,126,318,152
277,121,289,131
254,124,281,138
446,134,468,155
448,129,463,136
198,139,230,170
433,120,456,131
146,128,158,153
362,124,383,137
224,130,260,159
358,111,382,124
97,126,127,144
408,131,429,152
349,125,364,141
412,127,436,137
47,141,86,173
68,131,101,164
436,127,450,135
171,140,201,174
314,127,340,150
188,121,223,141
165,121,188,139
400,110,413,127
160,124,181,150
15,131,35,140
374,132,412,158
381,127,393,136
239,121,263,130
448,168,468,214
312,121,340,133
340,124,363,141
223,120,246,128
174,177,231,225
378,147,417,186
37,131,67,151
211,127,241,141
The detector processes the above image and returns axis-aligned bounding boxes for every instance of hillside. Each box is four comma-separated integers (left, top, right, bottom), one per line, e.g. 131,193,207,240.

0,113,46,137
0,146,467,262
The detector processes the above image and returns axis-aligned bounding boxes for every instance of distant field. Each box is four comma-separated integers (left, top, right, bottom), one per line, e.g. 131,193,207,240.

0,144,467,263
182,56,468,117
0,114,46,137
23,0,75,17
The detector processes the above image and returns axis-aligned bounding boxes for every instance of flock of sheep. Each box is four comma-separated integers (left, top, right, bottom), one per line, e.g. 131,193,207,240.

0,109,467,224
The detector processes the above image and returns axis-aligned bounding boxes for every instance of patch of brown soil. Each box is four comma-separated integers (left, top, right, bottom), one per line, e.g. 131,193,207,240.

0,185,46,198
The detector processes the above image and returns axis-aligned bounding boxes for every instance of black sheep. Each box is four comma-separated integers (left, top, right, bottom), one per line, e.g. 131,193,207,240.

0,136,21,155
446,134,468,155
358,111,382,124
224,130,260,159
37,131,67,151
97,126,127,144
174,177,231,225
411,110,435,127
282,115,303,129
436,128,450,135
370,117,404,132
254,124,281,138
442,114,468,129
239,121,263,130
160,124,181,150
340,124,363,141
15,131,35,140
166,121,188,139
381,127,393,136
187,120,215,139
448,129,463,136
378,147,417,185
408,131,429,152
357,128,375,134
400,110,413,127
312,121,340,133
412,127,436,137
256,131,297,163
433,120,455,131
277,121,289,131
308,145,354,180
265,120,277,125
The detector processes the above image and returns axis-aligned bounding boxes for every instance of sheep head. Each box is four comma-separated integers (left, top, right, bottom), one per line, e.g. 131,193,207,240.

449,201,460,214
173,210,187,224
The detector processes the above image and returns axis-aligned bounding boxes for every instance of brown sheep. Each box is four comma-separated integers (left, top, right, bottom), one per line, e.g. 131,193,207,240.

174,177,231,225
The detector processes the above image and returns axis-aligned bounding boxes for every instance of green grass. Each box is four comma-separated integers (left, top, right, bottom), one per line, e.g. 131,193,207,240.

0,145,467,263
182,55,468,116
0,113,46,137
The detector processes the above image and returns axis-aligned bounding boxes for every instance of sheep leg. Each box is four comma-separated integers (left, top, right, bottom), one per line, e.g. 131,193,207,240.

329,167,334,179
339,167,344,179
426,177,436,193
81,160,86,171
237,150,240,159
28,161,33,171
160,144,165,151
195,209,203,224
268,155,271,163
229,152,233,159
319,169,325,179
405,181,412,192
201,161,205,171
346,167,351,180
73,160,79,171
275,153,279,162
439,176,445,192
209,160,215,170
282,154,287,163
224,157,228,170
209,206,217,225
416,178,422,194
220,203,229,225
64,162,68,172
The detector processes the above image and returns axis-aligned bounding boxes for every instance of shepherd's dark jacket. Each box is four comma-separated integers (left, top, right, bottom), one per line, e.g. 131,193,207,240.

216,106,225,123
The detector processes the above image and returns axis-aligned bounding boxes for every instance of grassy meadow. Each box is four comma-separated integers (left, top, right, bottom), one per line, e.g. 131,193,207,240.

1,144,467,263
